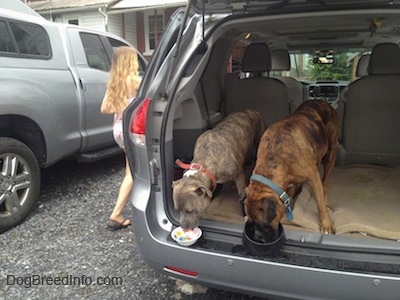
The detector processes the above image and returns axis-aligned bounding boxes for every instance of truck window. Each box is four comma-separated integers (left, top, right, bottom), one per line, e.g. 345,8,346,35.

108,37,128,51
0,19,50,58
108,37,146,77
0,21,16,53
80,32,111,72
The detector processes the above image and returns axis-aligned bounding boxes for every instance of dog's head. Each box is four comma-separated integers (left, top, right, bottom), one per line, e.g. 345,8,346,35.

172,176,213,229
244,184,286,241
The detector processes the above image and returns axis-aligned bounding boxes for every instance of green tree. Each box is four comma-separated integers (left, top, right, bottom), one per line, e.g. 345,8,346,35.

307,53,352,81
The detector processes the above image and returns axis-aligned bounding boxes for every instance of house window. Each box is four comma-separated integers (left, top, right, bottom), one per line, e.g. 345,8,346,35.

144,10,164,54
68,19,79,25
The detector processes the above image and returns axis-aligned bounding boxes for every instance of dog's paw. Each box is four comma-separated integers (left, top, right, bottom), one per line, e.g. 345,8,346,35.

320,220,335,234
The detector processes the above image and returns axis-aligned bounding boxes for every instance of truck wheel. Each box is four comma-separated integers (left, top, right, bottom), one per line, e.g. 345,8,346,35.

0,138,40,233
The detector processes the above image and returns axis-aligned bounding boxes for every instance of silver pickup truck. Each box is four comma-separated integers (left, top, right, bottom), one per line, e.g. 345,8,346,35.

0,3,146,233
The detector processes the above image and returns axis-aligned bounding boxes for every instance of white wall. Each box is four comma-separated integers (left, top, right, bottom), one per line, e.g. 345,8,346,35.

107,13,122,36
123,12,138,48
47,10,104,31
41,10,137,47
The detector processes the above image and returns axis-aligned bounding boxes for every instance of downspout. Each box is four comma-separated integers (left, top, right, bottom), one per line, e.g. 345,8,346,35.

122,14,126,39
98,6,108,32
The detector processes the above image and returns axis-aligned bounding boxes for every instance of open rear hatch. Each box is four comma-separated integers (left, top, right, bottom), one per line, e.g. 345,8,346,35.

132,0,400,276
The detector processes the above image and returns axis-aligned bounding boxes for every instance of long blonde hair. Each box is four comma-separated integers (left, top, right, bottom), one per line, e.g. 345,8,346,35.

102,46,140,114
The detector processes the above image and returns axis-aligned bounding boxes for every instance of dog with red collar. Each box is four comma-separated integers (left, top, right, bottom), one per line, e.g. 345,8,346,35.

173,109,265,230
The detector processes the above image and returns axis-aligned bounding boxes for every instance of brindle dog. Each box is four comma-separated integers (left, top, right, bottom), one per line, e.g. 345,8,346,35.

173,109,265,229
244,100,339,240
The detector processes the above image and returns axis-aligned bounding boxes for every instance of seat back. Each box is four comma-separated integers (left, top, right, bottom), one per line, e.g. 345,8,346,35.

340,43,400,166
270,49,307,112
356,53,370,77
337,53,371,141
224,43,290,126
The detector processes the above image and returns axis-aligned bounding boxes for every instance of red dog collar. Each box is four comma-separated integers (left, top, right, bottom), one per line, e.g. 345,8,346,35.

175,159,217,192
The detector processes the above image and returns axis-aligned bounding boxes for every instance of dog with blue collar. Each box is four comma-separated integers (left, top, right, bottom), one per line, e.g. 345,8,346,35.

244,100,339,241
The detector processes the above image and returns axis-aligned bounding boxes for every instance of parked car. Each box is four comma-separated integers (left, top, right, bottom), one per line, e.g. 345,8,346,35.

124,1,400,299
0,1,147,233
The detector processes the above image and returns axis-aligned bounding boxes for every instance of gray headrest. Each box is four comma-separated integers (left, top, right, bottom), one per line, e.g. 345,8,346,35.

241,43,271,73
368,43,400,75
356,54,370,77
270,49,290,71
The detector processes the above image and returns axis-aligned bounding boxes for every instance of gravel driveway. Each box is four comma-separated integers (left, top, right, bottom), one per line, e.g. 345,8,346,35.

0,154,264,300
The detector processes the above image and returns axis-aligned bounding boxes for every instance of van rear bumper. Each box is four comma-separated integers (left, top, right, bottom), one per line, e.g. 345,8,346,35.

131,208,400,300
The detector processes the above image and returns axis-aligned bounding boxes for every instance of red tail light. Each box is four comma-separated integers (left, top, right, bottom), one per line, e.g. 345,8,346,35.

131,97,150,135
164,266,198,277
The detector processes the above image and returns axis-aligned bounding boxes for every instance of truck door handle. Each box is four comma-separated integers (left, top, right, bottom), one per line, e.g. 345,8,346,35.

80,78,87,91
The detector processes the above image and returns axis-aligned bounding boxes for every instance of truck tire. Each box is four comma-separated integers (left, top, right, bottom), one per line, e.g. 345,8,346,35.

0,137,40,233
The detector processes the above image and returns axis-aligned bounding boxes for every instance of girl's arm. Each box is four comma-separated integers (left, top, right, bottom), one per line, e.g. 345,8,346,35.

127,75,141,98
100,91,112,114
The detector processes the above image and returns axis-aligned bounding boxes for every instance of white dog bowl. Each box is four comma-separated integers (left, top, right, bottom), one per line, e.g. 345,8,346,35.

171,226,202,246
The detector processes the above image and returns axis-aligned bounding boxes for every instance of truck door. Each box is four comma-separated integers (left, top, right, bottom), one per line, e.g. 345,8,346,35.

67,27,116,152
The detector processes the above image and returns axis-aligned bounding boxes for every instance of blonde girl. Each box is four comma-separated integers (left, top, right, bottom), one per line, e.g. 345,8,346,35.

101,46,141,229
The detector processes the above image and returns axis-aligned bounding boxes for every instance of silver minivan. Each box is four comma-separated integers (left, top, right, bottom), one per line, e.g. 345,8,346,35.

124,1,400,299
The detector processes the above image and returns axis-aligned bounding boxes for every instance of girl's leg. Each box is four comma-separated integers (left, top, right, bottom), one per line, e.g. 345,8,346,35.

109,156,133,226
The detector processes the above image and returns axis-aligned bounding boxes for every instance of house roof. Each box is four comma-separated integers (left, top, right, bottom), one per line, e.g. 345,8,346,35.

27,0,118,12
112,0,186,9
0,0,42,17
27,0,187,13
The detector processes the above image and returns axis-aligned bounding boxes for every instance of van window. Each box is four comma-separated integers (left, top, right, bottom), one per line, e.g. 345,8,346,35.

80,32,111,72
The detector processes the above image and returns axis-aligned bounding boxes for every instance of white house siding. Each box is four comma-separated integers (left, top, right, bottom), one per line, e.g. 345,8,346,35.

123,12,138,48
47,10,105,31
32,9,137,47
107,14,123,37
74,10,106,31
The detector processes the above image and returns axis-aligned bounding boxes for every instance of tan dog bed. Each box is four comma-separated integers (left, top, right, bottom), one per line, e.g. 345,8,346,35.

205,165,400,241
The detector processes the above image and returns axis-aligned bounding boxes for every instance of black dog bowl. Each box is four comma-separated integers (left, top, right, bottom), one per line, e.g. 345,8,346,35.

242,221,286,256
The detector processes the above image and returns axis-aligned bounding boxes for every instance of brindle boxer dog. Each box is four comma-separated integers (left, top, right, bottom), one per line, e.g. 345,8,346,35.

244,100,339,240
173,109,265,230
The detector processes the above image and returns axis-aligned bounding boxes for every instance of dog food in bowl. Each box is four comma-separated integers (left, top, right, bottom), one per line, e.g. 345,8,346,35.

171,226,202,246
242,222,285,256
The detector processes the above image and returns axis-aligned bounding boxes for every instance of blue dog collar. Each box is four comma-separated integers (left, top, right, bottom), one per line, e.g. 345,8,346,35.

250,174,294,221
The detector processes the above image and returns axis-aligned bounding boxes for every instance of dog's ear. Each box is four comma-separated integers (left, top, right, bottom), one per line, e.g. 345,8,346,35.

196,186,213,199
